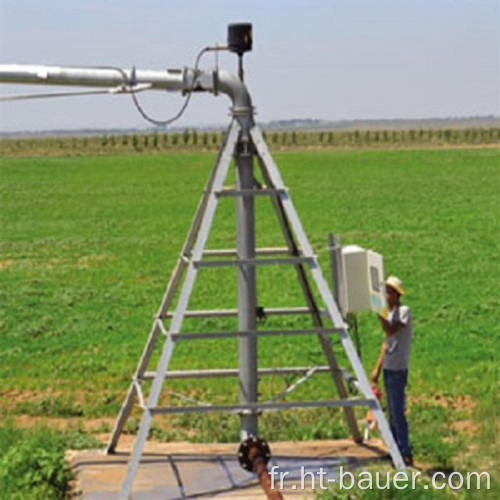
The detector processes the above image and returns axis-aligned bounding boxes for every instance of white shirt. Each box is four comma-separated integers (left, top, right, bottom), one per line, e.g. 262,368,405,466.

383,305,412,370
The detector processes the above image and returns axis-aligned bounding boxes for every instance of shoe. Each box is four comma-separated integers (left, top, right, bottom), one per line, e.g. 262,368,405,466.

403,454,413,466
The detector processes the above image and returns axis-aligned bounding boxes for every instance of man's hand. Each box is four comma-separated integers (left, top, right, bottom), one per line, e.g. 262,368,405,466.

371,369,380,384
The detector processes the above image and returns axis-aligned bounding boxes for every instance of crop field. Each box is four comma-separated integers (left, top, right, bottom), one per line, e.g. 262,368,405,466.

1,144,499,496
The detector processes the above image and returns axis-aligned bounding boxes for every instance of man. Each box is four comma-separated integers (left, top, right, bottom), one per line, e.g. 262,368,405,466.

371,276,413,466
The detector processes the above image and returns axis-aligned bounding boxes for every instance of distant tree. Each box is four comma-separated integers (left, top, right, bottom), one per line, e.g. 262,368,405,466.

363,130,371,145
353,130,360,144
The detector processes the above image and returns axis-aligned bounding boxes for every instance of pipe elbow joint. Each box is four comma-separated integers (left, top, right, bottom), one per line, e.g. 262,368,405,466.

215,70,253,117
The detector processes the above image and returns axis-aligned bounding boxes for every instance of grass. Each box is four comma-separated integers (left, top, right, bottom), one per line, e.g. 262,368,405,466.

0,421,101,499
1,146,499,495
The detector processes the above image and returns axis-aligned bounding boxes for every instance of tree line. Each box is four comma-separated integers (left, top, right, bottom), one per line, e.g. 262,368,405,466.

1,127,499,156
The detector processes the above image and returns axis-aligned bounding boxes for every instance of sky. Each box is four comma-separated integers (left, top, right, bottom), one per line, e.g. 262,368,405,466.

0,0,498,133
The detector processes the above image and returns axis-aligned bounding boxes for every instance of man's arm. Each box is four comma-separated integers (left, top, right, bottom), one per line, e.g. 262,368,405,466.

371,341,386,384
378,315,405,336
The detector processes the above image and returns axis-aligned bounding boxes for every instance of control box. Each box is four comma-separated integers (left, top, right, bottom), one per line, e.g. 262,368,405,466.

341,245,388,317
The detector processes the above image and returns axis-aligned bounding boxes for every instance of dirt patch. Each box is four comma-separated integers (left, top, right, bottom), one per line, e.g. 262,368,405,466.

1,388,42,408
409,393,477,412
450,419,479,436
9,415,116,433
77,254,112,268
0,259,15,270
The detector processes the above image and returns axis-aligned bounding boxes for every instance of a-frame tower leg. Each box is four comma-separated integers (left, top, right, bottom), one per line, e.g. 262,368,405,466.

110,121,241,499
255,146,362,443
250,125,405,469
107,120,241,455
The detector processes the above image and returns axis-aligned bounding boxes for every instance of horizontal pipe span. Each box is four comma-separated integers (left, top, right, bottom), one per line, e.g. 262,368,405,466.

159,327,342,341
162,307,314,318
143,366,333,380
0,64,253,111
0,64,187,90
149,399,375,415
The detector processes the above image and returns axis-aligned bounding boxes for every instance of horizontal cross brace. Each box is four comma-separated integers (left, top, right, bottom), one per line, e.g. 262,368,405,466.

162,306,315,319
143,366,333,380
193,256,314,268
149,399,376,415
202,247,294,257
159,327,342,341
214,188,287,197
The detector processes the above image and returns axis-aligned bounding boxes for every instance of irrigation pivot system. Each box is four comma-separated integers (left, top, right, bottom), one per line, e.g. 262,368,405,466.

0,24,406,498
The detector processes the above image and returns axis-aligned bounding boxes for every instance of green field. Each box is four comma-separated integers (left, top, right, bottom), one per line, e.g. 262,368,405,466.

1,146,499,496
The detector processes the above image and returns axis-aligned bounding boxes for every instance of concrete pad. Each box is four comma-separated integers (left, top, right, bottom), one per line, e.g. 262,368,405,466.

68,438,389,499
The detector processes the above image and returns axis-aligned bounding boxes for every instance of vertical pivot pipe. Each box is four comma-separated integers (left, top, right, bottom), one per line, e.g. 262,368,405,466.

236,125,258,439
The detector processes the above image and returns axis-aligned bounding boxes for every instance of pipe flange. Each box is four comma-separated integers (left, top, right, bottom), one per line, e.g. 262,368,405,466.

238,436,271,472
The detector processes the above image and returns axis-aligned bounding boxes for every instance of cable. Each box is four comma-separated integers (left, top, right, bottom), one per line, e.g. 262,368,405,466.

0,89,115,102
107,45,225,127
0,83,152,102
347,313,362,359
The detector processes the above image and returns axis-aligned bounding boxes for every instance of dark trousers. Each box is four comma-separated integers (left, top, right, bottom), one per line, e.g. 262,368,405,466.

383,369,411,457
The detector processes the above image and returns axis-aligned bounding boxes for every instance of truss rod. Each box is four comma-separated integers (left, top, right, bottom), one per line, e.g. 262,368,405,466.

143,366,332,380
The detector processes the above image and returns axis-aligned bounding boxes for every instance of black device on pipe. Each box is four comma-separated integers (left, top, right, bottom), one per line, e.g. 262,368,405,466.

228,23,253,81
228,23,253,55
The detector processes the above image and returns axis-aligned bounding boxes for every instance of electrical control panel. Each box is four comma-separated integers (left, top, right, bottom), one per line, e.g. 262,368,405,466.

341,245,388,317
